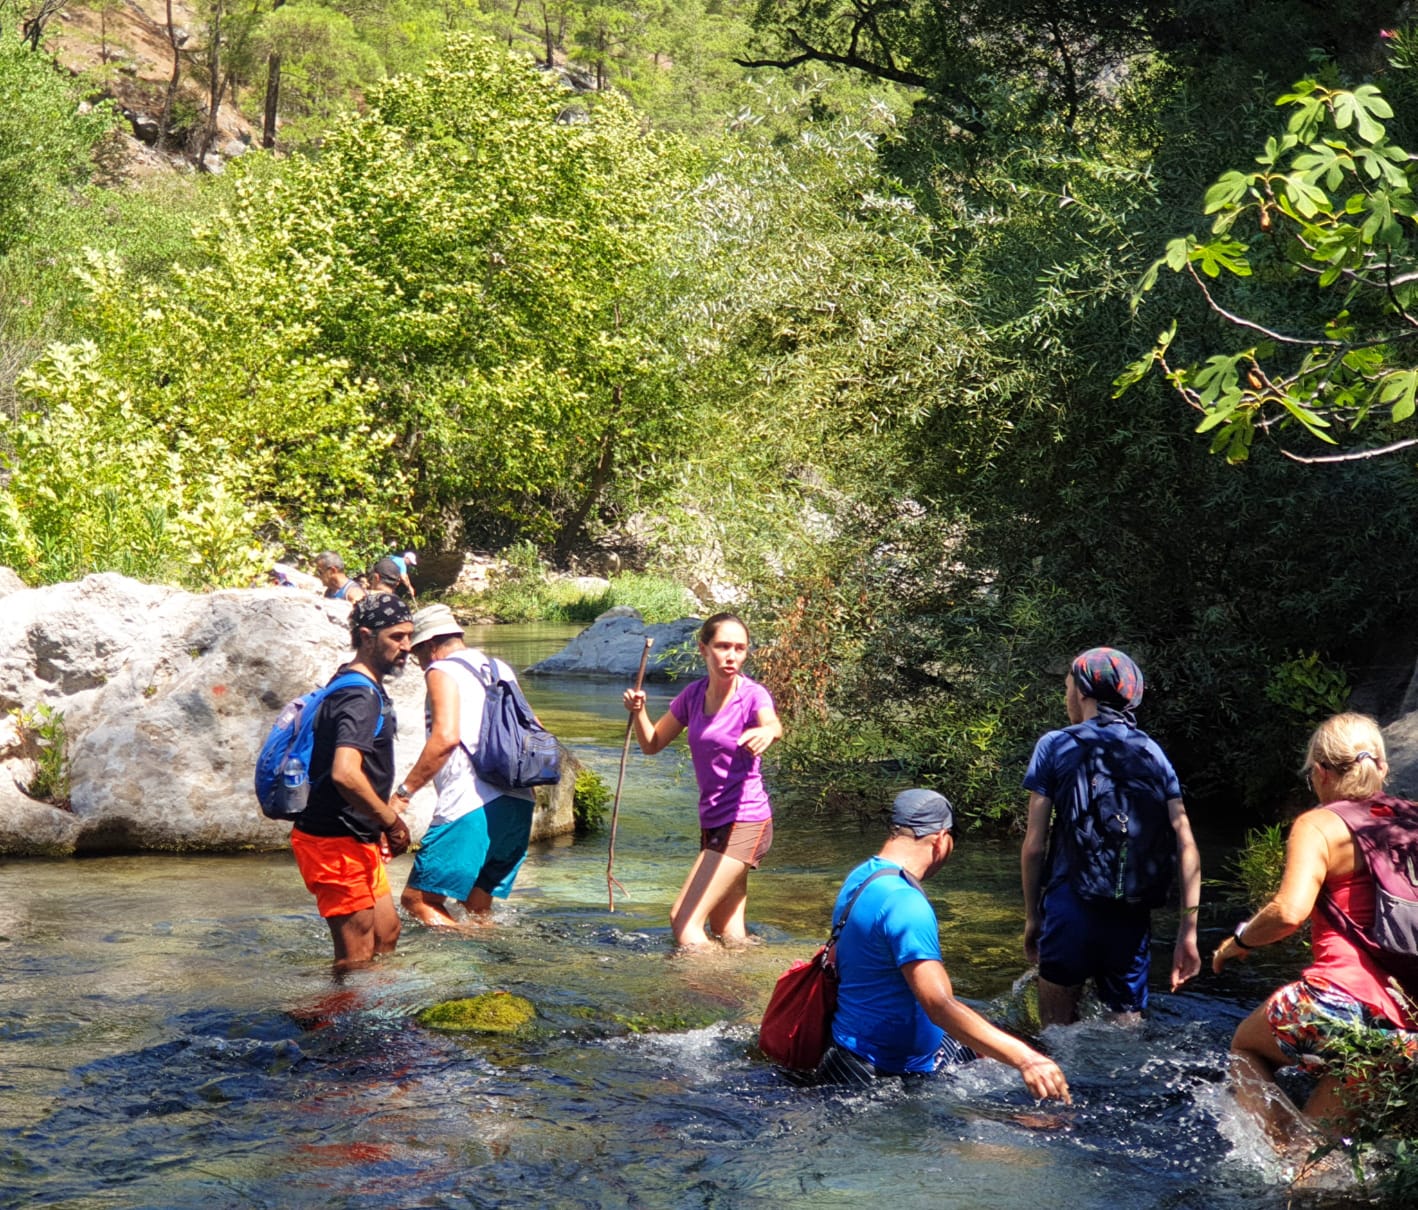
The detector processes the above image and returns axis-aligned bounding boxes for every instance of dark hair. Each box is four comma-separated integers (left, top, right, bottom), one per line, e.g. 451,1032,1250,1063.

699,612,749,645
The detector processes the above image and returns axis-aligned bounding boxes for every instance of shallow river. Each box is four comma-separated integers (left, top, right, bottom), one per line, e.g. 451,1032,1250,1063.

0,625,1328,1208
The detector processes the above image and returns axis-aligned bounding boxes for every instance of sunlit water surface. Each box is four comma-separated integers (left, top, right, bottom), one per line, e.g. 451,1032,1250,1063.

0,625,1330,1207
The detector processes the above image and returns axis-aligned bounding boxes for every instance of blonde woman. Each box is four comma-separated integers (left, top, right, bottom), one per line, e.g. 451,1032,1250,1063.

1213,712,1418,1144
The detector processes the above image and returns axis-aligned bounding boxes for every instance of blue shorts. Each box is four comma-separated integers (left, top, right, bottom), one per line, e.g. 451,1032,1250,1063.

407,795,535,902
1037,878,1151,1013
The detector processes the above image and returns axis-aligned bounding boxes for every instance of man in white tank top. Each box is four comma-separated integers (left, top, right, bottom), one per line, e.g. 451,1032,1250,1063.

395,604,537,927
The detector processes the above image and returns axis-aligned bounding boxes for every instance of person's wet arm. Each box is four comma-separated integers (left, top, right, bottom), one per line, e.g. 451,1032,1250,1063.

1020,791,1052,965
1169,796,1202,990
902,959,1071,1103
1212,809,1331,973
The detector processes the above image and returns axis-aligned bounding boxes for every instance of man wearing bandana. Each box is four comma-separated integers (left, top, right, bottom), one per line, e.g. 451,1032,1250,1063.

289,594,415,971
1020,647,1202,1026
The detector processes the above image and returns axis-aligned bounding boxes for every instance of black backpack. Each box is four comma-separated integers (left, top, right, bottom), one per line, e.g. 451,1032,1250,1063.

1058,722,1177,910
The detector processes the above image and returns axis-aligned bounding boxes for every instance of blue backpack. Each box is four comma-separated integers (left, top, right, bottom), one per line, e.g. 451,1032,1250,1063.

254,670,380,820
451,653,561,790
1059,723,1177,910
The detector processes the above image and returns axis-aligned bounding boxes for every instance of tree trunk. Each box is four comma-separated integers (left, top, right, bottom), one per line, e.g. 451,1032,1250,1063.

159,0,182,151
198,2,224,166
261,53,281,149
261,0,285,150
554,386,619,564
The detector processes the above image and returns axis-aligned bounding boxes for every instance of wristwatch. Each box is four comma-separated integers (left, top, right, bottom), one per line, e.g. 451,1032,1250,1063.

395,783,411,800
1232,920,1255,950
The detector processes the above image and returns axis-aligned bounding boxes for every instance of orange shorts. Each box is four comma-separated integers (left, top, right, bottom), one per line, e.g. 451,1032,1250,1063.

290,829,390,918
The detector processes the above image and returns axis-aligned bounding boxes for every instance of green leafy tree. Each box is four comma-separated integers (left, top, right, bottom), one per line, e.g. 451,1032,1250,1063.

0,34,115,256
0,36,692,583
1124,77,1418,463
252,1,383,146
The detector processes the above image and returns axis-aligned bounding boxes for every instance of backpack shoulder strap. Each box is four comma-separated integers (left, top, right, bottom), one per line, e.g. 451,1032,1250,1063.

438,649,497,689
326,669,377,694
828,866,924,944
320,669,383,736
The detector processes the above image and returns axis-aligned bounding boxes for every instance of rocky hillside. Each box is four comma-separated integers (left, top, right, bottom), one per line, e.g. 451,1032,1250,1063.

42,0,256,176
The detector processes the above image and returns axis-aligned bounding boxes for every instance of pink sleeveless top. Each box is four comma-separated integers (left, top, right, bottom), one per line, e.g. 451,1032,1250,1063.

1308,869,1417,1028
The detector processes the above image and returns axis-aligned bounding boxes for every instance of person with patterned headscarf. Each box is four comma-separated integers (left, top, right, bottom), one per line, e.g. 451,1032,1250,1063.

1019,646,1202,1026
287,593,415,971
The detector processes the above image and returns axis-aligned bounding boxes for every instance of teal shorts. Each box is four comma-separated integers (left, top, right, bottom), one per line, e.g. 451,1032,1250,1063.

408,795,535,902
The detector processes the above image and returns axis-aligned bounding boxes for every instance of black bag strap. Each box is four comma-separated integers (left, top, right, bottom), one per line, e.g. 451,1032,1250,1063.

827,865,924,947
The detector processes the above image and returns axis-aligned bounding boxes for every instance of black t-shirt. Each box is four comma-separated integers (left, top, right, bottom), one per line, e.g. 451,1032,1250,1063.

294,671,397,844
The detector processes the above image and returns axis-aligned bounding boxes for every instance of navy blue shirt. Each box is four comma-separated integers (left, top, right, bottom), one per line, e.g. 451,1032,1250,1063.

1023,718,1180,892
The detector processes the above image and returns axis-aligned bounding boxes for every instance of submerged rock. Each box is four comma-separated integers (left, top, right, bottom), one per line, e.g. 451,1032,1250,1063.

417,992,536,1033
0,570,576,855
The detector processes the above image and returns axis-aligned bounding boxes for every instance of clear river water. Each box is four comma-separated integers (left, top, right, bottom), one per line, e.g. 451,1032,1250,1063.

0,624,1338,1208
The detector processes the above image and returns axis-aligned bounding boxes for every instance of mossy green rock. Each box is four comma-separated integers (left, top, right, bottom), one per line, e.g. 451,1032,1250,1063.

417,992,536,1034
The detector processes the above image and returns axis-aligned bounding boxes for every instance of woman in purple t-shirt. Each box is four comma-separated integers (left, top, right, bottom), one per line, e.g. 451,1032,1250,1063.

623,613,783,949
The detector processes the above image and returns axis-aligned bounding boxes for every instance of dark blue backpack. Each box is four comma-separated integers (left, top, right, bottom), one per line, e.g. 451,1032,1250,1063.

451,653,561,790
254,670,380,820
1060,723,1177,910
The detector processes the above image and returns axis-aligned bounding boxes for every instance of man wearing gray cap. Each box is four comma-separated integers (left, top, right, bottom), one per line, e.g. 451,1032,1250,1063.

819,788,1071,1102
394,604,538,926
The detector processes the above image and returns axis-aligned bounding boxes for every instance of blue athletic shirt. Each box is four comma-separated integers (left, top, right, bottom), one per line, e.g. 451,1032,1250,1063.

1022,717,1181,893
830,857,942,1073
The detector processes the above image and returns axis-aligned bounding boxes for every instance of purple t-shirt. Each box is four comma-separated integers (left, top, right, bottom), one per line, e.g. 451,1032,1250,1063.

669,676,775,829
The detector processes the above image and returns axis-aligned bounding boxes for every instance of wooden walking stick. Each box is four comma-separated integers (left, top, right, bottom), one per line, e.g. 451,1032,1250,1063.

608,636,653,911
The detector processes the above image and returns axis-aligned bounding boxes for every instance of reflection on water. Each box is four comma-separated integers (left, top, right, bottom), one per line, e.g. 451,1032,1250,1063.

0,626,1325,1207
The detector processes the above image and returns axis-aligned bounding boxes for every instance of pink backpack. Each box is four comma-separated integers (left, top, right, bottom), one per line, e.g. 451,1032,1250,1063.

1316,795,1418,1001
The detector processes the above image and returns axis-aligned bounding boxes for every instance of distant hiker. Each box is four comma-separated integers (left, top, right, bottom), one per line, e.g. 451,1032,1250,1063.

818,788,1071,1099
314,552,366,604
622,613,781,950
397,604,540,926
1213,713,1418,1146
269,562,321,592
1020,646,1201,1025
369,551,417,601
288,594,413,971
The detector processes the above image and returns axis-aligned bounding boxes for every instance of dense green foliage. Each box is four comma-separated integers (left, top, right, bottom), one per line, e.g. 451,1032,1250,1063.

573,767,611,835
6,4,1418,832
450,545,693,623
0,34,114,256
1125,76,1418,462
1,36,692,584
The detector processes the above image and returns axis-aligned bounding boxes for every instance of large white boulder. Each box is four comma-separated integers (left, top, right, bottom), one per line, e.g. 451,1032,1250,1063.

526,608,703,681
0,572,575,855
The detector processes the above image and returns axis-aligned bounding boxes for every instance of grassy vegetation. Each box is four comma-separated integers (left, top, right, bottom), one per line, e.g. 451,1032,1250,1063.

447,543,697,625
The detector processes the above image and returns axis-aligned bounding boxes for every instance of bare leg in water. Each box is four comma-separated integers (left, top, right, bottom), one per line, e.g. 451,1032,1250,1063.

670,849,751,948
1230,1001,1345,1152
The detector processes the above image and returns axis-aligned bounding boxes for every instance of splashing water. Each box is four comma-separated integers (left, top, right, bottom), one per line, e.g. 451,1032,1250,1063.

0,624,1358,1208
